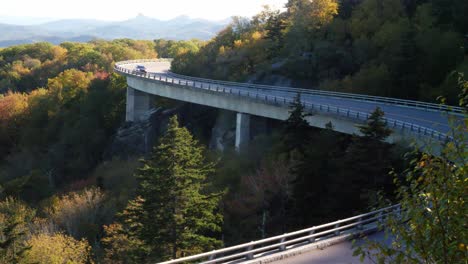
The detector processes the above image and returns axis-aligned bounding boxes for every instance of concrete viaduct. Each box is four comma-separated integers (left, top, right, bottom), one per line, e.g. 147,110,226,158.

114,60,464,263
115,59,463,151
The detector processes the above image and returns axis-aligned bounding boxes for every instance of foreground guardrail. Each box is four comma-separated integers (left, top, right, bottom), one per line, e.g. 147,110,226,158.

115,62,456,142
156,204,401,264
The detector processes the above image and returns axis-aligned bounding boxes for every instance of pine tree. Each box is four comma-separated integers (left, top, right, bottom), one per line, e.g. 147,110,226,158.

289,122,347,226
123,116,223,261
341,107,394,207
0,197,34,264
357,107,392,141
282,93,311,156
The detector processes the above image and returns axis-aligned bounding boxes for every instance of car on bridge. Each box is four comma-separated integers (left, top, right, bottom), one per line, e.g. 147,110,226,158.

135,65,147,73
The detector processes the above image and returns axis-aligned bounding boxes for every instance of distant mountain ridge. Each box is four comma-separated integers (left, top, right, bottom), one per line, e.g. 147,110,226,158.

0,15,230,47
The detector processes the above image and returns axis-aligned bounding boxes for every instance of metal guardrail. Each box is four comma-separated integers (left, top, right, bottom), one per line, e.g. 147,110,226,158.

167,72,465,115
114,60,457,142
115,59,464,114
155,204,401,264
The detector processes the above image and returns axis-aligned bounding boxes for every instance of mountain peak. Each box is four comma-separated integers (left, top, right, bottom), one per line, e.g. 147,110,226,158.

136,13,148,19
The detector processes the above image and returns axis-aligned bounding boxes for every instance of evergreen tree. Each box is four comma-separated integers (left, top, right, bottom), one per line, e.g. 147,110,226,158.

0,197,34,264
282,93,311,156
341,107,394,207
0,220,29,264
123,116,223,261
290,122,347,226
357,107,392,141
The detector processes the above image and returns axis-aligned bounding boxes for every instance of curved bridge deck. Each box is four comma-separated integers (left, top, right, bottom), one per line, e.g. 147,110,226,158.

115,59,464,145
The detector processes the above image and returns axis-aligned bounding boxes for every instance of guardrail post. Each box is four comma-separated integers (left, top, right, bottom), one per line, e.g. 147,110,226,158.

159,76,161,81
334,223,340,236
165,77,167,82
308,230,315,243
357,217,363,230
284,98,286,104
208,253,216,261
279,237,286,251
246,245,254,260
238,90,241,96
178,80,180,84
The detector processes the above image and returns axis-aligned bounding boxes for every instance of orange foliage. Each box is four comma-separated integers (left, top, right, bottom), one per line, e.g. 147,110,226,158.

0,92,28,146
0,92,28,125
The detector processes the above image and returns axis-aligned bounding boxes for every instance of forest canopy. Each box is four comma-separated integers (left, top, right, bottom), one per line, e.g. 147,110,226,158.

171,0,468,104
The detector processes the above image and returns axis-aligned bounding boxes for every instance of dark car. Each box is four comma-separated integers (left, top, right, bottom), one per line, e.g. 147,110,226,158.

135,65,147,73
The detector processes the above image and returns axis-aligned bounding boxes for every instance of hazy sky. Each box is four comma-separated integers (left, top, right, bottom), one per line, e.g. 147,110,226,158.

1,0,288,21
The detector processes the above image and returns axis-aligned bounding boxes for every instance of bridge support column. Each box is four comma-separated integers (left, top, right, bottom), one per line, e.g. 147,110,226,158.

126,87,151,122
235,113,250,152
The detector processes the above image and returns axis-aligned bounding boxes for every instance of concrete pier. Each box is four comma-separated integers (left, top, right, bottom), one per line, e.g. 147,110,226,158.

235,113,250,152
126,86,151,122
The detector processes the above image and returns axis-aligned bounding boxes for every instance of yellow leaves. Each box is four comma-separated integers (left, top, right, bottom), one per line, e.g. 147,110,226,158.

234,39,243,48
11,61,31,76
251,31,263,41
287,0,339,30
22,233,93,264
47,69,94,103
309,0,339,26
219,46,226,55
459,243,467,251
0,92,28,124
51,46,68,61
418,160,426,168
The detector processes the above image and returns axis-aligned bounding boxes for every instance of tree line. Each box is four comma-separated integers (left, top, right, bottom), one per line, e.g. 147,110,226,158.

171,0,467,105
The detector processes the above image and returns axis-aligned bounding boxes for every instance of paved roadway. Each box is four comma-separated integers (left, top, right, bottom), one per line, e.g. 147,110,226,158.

122,61,463,135
273,232,391,264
